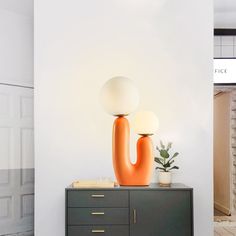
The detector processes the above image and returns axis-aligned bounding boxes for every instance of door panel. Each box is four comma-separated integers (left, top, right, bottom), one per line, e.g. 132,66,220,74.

130,190,192,236
0,85,34,235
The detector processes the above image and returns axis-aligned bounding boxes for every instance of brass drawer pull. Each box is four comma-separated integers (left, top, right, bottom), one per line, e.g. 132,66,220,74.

92,229,105,233
133,209,137,224
91,194,105,198
91,212,105,215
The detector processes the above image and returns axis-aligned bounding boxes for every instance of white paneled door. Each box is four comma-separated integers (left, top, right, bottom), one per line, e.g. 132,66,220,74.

0,85,34,235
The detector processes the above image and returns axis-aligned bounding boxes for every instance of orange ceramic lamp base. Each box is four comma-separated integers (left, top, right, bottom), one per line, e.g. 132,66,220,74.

112,116,153,186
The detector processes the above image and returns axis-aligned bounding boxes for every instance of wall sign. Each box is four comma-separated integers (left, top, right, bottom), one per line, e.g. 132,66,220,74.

214,59,236,84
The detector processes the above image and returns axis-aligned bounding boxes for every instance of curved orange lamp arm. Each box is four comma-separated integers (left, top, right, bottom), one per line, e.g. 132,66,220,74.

112,116,153,186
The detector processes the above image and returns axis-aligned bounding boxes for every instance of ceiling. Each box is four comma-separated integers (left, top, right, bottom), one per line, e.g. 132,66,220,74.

0,0,33,17
214,0,236,28
0,0,234,28
215,0,236,13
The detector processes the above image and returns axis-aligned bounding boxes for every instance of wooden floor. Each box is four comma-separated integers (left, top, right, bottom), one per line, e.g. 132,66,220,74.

214,208,236,235
215,209,229,217
215,226,236,235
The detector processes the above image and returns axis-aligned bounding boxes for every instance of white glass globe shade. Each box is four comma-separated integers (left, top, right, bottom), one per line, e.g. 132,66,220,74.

100,76,140,116
133,111,159,135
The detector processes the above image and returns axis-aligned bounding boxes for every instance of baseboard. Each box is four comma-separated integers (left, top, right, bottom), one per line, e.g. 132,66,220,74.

214,201,231,215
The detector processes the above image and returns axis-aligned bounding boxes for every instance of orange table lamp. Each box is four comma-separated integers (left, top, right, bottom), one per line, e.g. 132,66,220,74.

101,77,158,186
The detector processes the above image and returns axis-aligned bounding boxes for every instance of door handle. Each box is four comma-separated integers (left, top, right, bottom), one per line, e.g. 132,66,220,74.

91,212,105,215
91,194,105,198
92,229,105,233
133,209,137,224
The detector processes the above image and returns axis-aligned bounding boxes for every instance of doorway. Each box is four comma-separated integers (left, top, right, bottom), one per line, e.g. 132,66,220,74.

214,36,236,235
0,0,34,235
214,87,235,216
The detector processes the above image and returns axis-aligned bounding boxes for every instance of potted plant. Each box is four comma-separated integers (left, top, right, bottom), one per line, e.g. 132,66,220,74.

155,141,179,187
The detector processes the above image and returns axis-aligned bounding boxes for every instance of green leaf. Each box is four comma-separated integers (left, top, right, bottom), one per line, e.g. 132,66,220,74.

169,160,175,165
167,142,172,151
160,140,165,149
154,157,164,166
163,162,171,168
164,160,174,168
168,166,179,171
165,154,177,164
172,152,179,158
160,149,169,159
155,167,166,171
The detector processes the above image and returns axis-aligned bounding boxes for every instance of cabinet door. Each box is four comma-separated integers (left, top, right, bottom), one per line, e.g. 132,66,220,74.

130,190,193,236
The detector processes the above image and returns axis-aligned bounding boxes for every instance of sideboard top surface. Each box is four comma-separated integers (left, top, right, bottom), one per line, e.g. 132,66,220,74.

66,183,192,191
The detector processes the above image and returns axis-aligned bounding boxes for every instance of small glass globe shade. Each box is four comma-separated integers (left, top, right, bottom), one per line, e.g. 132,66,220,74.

133,111,159,135
100,76,140,116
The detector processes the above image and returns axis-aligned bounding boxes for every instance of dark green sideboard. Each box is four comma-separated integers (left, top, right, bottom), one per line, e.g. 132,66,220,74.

65,183,193,236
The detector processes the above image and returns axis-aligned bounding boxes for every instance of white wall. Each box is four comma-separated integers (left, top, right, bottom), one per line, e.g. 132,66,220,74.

0,8,33,86
35,1,213,235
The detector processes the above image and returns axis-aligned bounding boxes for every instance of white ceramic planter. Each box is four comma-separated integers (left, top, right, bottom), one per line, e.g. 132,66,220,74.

159,171,172,187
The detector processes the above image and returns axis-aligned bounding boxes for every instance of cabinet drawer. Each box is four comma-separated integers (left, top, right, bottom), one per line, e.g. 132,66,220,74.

68,225,129,236
68,208,129,225
67,190,128,207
